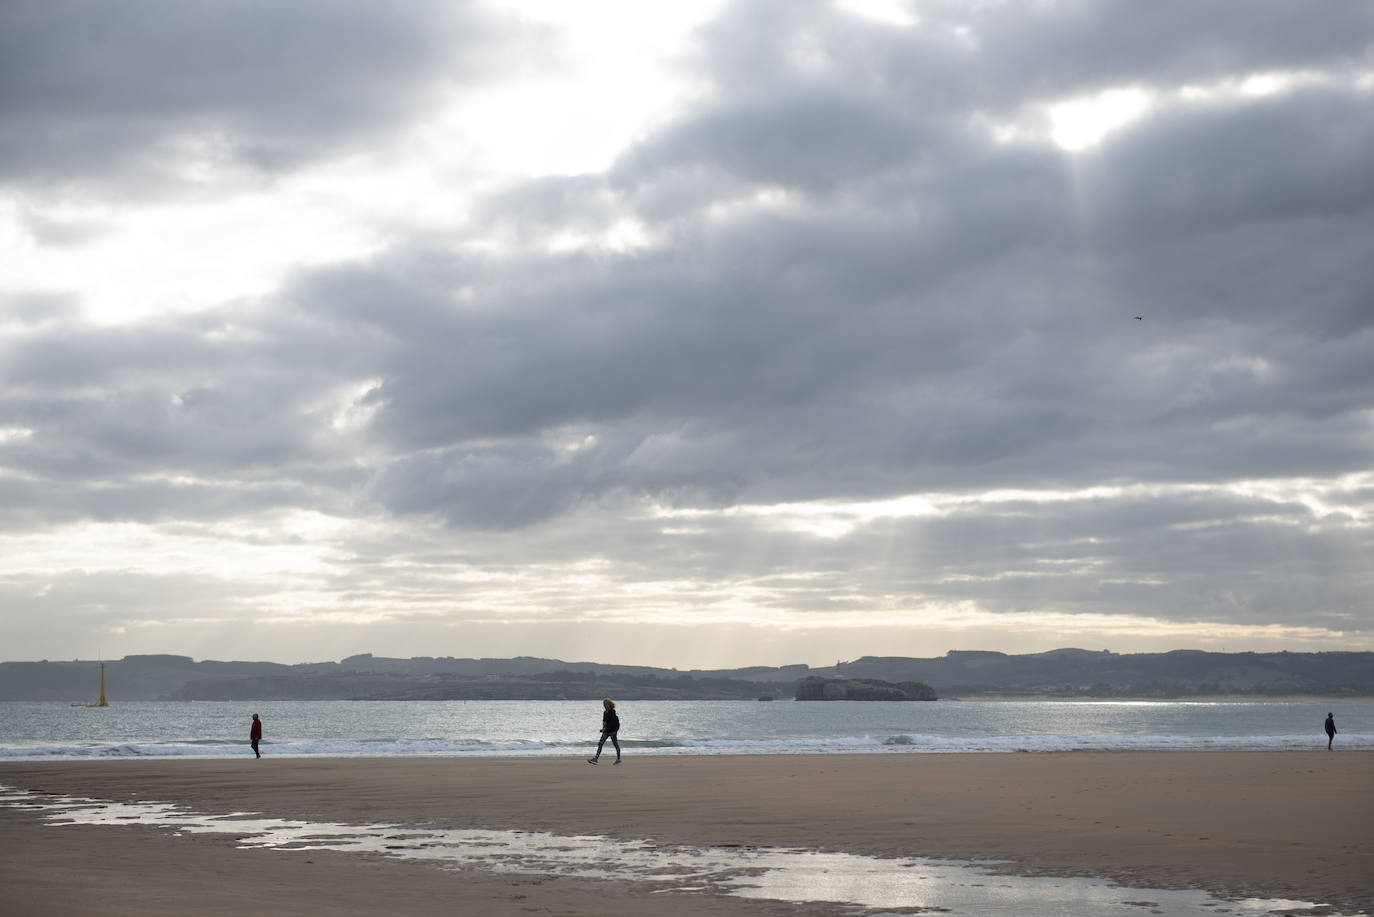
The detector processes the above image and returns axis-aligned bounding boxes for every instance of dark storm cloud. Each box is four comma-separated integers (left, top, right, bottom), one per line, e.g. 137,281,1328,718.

0,297,374,523
349,73,1374,514
953,0,1374,103
622,86,920,193
368,442,603,531
1078,88,1374,246
0,473,329,533
0,0,522,189
0,292,82,326
695,0,1374,111
3,0,1371,655
576,485,1372,633
315,215,1370,526
8,0,1372,530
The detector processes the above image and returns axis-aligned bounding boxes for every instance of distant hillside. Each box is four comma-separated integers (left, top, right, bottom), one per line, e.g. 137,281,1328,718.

824,649,1374,697
1,649,1370,702
165,669,793,702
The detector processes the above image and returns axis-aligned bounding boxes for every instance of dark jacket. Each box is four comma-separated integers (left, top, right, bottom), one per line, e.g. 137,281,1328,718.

602,709,620,733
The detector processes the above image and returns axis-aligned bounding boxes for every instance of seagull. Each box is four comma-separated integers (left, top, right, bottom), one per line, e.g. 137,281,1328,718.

1134,316,1143,320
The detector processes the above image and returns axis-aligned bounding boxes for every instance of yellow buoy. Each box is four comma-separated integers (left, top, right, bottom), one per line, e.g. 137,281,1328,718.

73,661,110,707
94,661,108,707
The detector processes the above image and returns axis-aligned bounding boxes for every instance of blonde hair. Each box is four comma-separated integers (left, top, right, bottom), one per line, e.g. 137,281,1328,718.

603,698,615,709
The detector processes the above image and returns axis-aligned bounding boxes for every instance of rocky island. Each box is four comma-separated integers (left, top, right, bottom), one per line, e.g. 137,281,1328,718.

795,676,937,701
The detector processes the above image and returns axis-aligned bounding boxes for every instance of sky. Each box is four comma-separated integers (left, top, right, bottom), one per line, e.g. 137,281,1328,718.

2,0,1372,669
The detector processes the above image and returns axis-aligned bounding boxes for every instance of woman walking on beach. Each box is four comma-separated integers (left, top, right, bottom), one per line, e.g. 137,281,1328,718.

1325,712,1336,750
588,698,621,765
250,713,263,759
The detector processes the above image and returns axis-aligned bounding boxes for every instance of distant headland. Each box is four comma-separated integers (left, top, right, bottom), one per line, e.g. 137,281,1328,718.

1,649,1370,702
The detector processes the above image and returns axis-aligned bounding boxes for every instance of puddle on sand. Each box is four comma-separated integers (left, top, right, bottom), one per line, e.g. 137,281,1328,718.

0,784,1353,916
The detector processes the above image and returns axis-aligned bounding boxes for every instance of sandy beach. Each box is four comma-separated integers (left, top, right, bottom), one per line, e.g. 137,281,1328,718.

2,752,1370,915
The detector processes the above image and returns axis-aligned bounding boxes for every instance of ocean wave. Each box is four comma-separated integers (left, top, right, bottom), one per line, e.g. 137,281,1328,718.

2,731,1365,760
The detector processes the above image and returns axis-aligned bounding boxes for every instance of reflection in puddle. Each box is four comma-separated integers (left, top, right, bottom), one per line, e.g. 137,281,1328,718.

0,785,1348,916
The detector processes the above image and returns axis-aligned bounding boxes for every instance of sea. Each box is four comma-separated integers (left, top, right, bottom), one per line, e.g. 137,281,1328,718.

1,697,1369,760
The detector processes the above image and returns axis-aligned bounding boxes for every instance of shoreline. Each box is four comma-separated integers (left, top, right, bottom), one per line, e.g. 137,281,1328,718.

3,752,1371,915
937,693,1369,701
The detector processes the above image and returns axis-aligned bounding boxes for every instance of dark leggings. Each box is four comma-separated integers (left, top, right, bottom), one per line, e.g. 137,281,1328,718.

595,730,620,759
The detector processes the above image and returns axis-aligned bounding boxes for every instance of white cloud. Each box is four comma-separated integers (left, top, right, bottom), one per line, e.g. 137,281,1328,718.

1049,86,1154,151
2,0,1372,665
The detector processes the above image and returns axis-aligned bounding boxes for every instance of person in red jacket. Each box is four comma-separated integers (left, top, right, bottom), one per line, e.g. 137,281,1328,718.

250,713,263,759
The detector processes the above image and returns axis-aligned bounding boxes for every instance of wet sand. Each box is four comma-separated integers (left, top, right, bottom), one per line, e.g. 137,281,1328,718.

2,752,1370,915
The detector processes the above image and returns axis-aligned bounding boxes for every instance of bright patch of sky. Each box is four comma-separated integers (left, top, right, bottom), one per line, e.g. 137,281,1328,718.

0,0,724,326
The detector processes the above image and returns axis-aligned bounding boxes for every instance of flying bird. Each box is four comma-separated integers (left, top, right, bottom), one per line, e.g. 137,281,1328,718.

1134,316,1143,320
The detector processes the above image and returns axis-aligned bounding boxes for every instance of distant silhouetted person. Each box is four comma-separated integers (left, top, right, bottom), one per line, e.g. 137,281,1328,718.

1325,712,1336,751
250,713,263,759
587,698,621,765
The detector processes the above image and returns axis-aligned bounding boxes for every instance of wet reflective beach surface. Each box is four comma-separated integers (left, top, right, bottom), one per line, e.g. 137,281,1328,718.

0,785,1352,916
